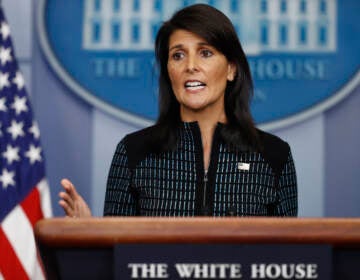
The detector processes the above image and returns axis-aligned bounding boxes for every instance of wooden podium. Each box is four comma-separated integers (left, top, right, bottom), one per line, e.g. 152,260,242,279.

35,218,360,279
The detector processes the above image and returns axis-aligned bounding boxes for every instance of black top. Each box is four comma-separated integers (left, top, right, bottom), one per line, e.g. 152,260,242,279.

104,122,297,216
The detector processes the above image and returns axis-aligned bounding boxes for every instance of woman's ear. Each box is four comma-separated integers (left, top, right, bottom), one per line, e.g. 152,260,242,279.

227,62,236,82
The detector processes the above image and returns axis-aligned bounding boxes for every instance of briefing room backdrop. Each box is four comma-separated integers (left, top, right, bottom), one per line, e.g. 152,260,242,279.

3,0,359,217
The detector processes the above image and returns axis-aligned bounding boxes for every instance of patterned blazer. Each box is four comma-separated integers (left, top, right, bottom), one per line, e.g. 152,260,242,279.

104,122,297,216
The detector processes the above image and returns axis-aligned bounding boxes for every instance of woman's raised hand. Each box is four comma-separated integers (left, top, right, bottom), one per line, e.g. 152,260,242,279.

58,178,92,218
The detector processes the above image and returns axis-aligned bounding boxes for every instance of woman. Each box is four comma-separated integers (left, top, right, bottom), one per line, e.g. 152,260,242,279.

59,4,297,217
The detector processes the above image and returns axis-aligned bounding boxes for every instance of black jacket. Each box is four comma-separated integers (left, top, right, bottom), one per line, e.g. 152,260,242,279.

104,122,297,216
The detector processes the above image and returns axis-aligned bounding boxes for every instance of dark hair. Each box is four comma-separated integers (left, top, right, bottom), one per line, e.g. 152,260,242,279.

154,4,260,151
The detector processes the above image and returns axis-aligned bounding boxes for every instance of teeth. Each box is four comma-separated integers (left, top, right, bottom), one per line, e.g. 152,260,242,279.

188,86,204,91
185,81,205,87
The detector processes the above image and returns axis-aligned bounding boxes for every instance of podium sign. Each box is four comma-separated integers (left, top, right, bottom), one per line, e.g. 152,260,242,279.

34,218,360,280
114,244,332,280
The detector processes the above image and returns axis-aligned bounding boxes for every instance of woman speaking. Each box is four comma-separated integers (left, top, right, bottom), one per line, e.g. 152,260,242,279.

59,4,297,217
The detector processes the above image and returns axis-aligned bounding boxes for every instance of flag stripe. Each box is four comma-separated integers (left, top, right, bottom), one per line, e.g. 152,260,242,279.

0,228,29,280
1,183,50,280
38,179,52,218
32,257,46,280
21,187,43,227
1,206,44,279
20,185,47,279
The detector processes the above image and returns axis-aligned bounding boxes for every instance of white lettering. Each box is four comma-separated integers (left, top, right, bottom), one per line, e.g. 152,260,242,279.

127,263,168,279
282,264,296,279
266,264,282,279
251,264,266,279
306,264,318,279
251,263,319,279
194,264,209,278
157,264,169,278
175,264,196,278
266,59,284,79
128,263,141,278
230,264,242,278
175,263,242,279
295,263,306,278
217,264,230,279
249,59,328,80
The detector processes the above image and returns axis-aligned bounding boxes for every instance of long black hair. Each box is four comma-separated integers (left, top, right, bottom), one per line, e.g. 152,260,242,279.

154,4,260,151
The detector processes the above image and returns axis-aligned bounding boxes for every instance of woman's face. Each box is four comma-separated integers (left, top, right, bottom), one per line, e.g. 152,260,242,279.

167,29,235,119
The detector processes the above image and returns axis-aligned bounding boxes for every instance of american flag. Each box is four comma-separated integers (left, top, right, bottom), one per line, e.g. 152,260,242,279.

0,7,52,280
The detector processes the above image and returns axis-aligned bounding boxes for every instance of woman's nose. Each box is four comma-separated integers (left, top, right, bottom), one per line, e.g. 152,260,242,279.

186,54,199,73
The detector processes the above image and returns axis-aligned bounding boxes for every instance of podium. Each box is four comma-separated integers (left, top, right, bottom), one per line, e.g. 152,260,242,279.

35,218,360,279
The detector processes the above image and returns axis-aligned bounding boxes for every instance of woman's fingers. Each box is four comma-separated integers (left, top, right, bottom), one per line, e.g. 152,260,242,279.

58,191,75,210
58,199,74,217
59,178,78,216
59,178,93,218
61,178,79,199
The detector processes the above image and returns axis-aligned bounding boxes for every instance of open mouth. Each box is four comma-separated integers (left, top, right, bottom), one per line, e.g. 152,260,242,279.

184,80,206,91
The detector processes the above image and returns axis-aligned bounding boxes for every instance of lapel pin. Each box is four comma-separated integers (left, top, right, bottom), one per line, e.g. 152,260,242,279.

238,162,250,171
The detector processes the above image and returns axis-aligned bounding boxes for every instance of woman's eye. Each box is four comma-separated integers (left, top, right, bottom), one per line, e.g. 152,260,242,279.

201,49,213,57
171,52,184,60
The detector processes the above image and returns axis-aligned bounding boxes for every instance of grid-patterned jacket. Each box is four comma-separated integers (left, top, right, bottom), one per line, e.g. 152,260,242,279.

104,122,297,216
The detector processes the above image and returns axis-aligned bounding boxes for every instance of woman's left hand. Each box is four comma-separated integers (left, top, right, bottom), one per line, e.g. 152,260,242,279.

58,178,92,218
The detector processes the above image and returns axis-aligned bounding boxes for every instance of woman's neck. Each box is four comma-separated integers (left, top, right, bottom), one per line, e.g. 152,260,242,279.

181,108,226,170
180,105,227,126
